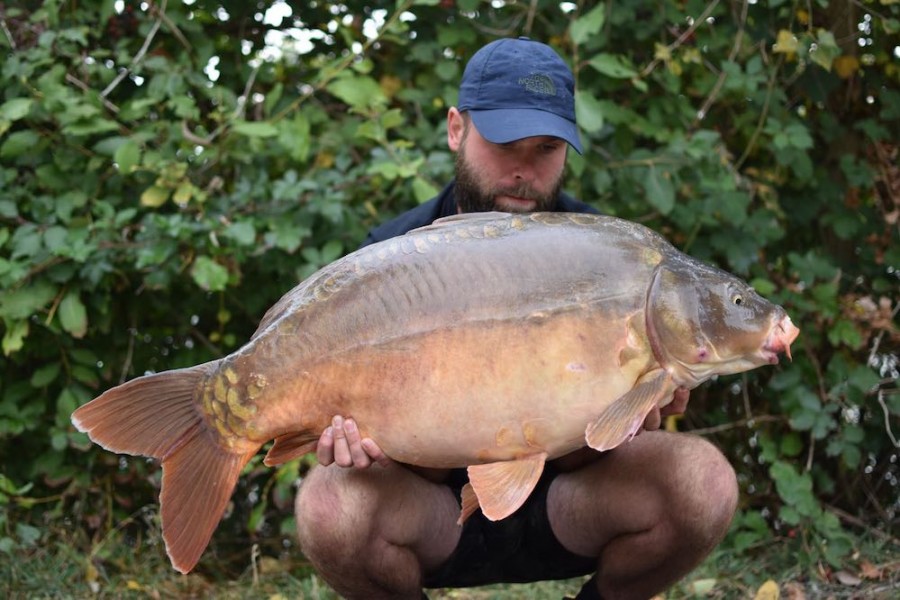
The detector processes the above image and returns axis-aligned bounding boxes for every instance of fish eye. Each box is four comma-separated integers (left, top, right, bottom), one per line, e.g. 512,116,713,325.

732,294,744,306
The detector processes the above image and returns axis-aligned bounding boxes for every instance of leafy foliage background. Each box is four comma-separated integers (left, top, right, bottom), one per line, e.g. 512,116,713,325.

0,0,897,581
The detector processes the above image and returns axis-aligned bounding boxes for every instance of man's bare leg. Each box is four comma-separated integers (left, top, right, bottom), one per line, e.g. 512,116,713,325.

295,462,462,600
549,431,739,600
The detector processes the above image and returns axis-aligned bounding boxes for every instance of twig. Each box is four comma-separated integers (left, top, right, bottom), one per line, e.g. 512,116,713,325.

805,432,815,472
824,503,900,546
641,0,721,78
273,0,417,124
687,414,782,436
695,0,748,123
1,15,16,50
877,388,900,448
101,0,167,98
736,49,783,169
847,0,892,23
182,62,261,147
65,73,120,113
154,2,192,54
181,120,213,147
119,320,136,385
742,372,753,419
523,0,538,34
234,64,260,121
868,300,899,366
251,543,261,586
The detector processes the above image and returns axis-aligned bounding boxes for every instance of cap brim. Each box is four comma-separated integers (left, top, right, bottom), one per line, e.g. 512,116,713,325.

470,109,583,154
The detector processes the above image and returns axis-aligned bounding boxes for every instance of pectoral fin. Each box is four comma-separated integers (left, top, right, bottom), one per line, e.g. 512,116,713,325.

462,453,548,524
586,373,673,452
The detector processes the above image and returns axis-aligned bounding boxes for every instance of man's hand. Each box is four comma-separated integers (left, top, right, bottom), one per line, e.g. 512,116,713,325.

642,388,690,431
316,416,391,468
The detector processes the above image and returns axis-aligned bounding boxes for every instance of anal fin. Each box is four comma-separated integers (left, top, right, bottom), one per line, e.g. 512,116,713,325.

586,372,673,452
464,453,547,523
264,431,320,466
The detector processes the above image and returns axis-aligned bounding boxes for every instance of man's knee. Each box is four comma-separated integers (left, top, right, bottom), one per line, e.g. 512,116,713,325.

295,466,365,558
672,436,738,540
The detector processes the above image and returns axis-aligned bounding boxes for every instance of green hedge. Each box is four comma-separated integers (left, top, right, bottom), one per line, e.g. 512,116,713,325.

1,0,897,575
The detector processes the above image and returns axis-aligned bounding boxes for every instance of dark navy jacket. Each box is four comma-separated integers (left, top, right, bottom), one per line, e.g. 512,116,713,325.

360,180,598,248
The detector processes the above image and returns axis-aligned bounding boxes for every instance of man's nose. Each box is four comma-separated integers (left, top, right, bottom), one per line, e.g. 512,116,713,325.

510,156,536,182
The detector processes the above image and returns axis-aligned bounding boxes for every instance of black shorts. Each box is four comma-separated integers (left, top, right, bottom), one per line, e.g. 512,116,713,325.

422,465,597,588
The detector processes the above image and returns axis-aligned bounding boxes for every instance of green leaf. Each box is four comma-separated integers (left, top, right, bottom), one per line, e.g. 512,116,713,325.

225,221,257,246
140,185,170,208
412,176,439,204
58,291,88,338
43,226,68,253
1,130,40,158
750,278,776,296
847,365,879,394
62,118,118,136
191,256,229,292
266,221,309,254
2,320,29,356
809,29,840,71
827,318,862,349
30,362,61,388
278,113,311,163
231,120,280,138
114,140,141,173
570,4,606,46
0,281,57,320
643,167,675,214
326,75,387,111
587,53,638,79
574,90,605,133
0,98,33,121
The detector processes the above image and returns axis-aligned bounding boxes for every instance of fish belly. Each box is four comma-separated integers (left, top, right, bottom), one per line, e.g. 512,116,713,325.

274,309,651,468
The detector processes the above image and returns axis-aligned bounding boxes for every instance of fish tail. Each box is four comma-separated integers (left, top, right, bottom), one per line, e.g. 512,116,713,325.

71,362,260,573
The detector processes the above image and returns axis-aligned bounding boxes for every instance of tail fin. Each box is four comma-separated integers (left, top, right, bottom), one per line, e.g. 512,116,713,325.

71,362,259,573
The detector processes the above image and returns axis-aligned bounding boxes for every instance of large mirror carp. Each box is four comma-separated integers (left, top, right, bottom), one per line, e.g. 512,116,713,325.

72,212,799,573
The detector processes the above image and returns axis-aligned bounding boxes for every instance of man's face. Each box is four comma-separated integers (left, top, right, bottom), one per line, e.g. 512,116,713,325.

451,113,567,214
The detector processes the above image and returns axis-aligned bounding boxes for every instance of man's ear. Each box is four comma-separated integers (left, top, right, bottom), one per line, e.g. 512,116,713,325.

447,107,464,152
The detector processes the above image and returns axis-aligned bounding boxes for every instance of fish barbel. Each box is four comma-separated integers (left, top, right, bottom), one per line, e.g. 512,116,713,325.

72,212,799,573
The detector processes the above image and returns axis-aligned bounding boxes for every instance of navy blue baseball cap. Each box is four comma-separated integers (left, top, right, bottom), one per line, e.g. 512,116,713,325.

458,37,582,154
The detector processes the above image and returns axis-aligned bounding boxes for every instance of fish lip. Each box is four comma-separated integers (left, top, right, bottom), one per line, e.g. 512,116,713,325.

762,315,800,364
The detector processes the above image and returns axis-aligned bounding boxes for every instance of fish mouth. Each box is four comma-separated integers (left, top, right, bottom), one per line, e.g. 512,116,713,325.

762,315,800,364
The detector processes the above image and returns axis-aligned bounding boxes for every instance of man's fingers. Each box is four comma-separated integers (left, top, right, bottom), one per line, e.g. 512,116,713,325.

361,438,391,467
661,389,690,417
343,418,372,468
643,406,662,431
318,415,387,469
331,415,354,467
316,426,335,466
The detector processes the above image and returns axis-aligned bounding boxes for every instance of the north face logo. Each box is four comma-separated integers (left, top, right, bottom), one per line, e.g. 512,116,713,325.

518,74,556,96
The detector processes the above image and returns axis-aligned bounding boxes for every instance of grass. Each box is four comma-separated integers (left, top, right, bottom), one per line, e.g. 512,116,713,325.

3,519,898,599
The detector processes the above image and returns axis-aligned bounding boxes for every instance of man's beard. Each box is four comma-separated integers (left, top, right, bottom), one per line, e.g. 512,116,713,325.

454,148,564,214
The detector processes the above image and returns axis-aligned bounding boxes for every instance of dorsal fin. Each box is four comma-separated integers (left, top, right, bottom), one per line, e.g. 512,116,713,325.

407,211,513,234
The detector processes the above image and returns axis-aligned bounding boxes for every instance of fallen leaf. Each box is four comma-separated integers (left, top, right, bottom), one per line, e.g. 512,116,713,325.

783,581,806,600
834,570,862,586
858,559,882,580
754,579,780,600
686,578,717,595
